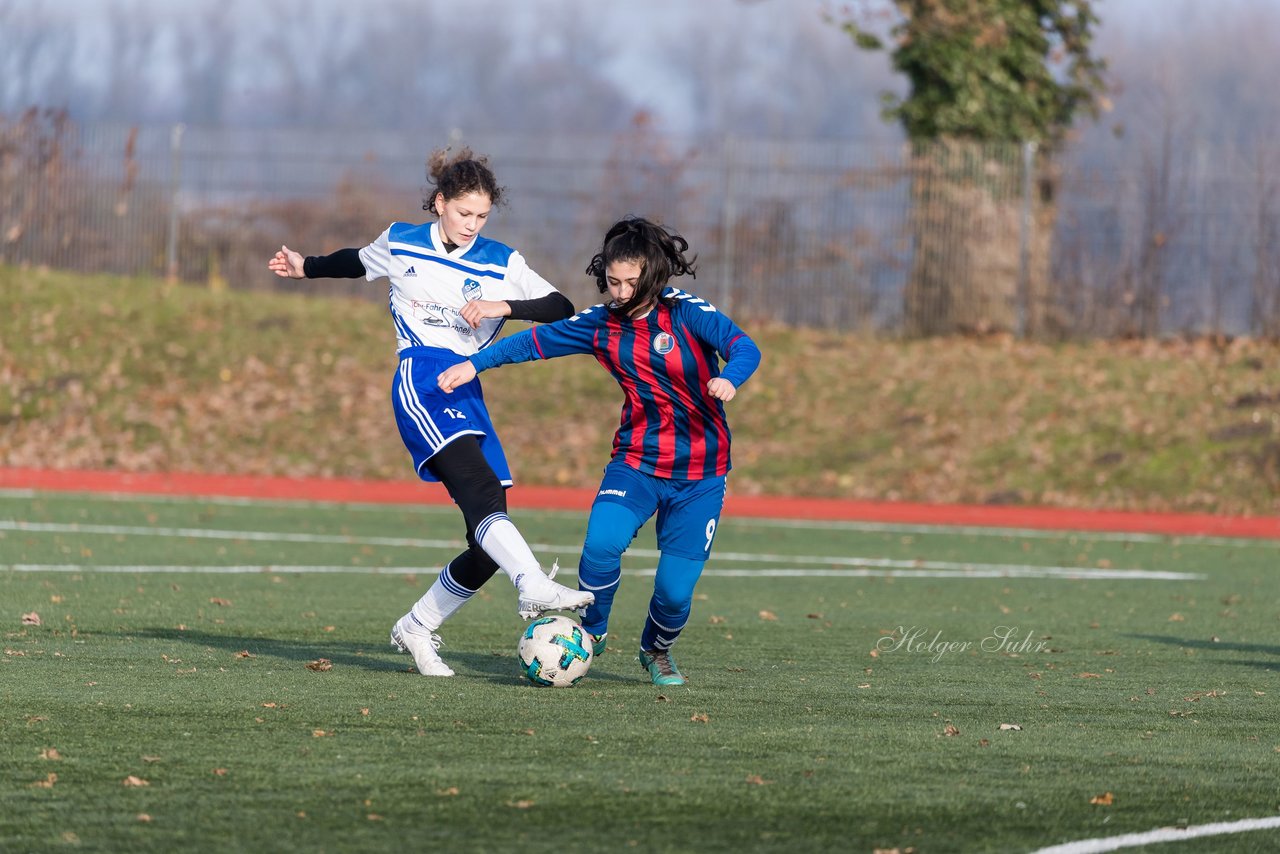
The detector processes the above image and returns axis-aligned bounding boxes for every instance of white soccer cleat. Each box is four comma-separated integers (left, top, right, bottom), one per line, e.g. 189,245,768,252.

515,560,595,620
390,616,455,677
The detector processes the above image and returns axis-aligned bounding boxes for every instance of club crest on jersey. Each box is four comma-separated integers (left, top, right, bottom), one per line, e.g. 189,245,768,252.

652,332,675,355
462,278,482,301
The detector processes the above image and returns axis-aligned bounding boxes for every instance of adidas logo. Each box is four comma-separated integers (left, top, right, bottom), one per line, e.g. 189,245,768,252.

404,266,417,276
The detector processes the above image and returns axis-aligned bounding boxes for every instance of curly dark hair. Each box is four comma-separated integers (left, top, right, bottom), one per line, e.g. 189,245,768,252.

422,147,505,213
586,216,697,316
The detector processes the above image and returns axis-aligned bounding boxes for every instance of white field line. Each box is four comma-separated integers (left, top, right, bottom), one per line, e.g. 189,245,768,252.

0,488,459,516
4,489,1275,548
739,516,1280,549
1,564,1202,581
1029,815,1280,854
0,519,1202,580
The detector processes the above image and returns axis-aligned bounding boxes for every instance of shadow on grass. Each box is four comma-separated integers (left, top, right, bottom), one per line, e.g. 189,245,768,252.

131,627,632,684
1125,633,1280,668
134,627,406,672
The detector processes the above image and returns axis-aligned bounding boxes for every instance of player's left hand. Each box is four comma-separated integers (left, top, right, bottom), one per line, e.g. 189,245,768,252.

458,299,512,329
438,361,478,393
706,378,737,402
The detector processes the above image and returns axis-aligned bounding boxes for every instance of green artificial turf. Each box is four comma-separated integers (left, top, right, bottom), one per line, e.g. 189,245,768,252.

2,491,1279,853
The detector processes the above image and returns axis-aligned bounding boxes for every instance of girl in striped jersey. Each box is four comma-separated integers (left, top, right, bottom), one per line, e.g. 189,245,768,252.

438,217,762,685
268,147,593,677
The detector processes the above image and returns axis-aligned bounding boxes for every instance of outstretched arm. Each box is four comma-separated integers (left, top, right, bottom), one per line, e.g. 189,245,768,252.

268,245,366,279
437,328,542,393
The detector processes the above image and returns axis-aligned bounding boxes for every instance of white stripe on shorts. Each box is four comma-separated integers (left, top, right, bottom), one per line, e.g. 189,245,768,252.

397,359,444,448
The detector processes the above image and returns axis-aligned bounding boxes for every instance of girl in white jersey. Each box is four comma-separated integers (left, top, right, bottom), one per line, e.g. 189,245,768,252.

268,147,593,676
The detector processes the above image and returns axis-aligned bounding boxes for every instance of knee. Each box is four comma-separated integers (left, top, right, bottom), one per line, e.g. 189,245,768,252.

581,503,639,564
581,526,630,564
453,477,507,532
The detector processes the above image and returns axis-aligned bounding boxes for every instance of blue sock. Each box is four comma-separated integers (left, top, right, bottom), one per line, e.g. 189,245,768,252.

640,554,705,652
574,501,640,636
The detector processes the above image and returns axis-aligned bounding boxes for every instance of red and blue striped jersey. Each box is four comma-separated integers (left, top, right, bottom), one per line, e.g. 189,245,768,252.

470,287,761,480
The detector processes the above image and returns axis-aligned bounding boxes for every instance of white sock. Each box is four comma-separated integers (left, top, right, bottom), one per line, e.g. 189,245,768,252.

407,563,475,631
475,512,541,587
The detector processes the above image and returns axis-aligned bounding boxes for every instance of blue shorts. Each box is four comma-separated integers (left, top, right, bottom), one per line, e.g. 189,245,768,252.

391,346,512,485
593,460,727,560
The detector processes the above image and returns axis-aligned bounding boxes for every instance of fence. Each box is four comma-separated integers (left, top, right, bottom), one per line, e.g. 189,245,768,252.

3,110,1278,338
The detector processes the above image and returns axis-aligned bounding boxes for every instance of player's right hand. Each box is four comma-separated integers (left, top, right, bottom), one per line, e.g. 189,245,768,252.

268,245,305,279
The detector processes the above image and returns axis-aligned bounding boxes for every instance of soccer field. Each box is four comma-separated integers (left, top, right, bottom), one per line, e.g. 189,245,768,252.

2,489,1278,853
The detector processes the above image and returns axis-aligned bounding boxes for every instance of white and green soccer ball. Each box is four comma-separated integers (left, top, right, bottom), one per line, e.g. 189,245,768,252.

518,615,593,687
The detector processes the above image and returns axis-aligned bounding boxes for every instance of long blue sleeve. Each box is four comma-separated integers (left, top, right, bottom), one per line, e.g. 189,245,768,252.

719,333,761,389
469,329,539,372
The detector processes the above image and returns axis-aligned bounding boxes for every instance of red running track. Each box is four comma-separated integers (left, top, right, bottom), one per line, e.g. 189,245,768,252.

2,467,1278,540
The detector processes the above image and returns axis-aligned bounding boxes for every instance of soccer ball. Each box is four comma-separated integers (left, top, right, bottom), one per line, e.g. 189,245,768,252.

518,615,593,687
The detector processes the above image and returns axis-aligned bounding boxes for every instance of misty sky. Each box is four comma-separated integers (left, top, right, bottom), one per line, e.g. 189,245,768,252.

2,0,1279,147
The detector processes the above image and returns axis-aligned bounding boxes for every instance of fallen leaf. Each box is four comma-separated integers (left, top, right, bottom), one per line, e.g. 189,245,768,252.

943,725,960,737
30,773,57,788
1090,792,1114,805
758,610,779,621
708,615,727,625
508,799,535,809
1168,613,1185,622
745,774,772,786
437,787,459,797
122,776,150,787
999,723,1023,731
40,748,62,760
311,730,333,738
209,598,232,607
213,768,228,776
305,659,332,672
367,814,382,821
690,713,709,723
137,814,152,823
234,650,253,659
1077,673,1102,679
21,612,41,626
806,613,823,619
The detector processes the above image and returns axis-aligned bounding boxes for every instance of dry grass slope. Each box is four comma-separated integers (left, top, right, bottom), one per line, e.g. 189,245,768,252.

3,266,1278,515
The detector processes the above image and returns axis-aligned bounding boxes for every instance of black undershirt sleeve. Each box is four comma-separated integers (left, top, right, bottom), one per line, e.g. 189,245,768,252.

505,292,575,323
303,248,366,279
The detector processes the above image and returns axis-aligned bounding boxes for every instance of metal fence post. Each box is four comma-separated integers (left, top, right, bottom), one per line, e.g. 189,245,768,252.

720,135,736,314
165,123,185,282
1017,139,1037,337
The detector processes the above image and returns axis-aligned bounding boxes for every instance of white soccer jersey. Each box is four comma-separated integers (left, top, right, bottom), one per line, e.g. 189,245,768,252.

358,221,559,355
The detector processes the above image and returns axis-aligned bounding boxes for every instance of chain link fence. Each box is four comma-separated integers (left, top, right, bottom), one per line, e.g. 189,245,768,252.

3,110,1278,338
